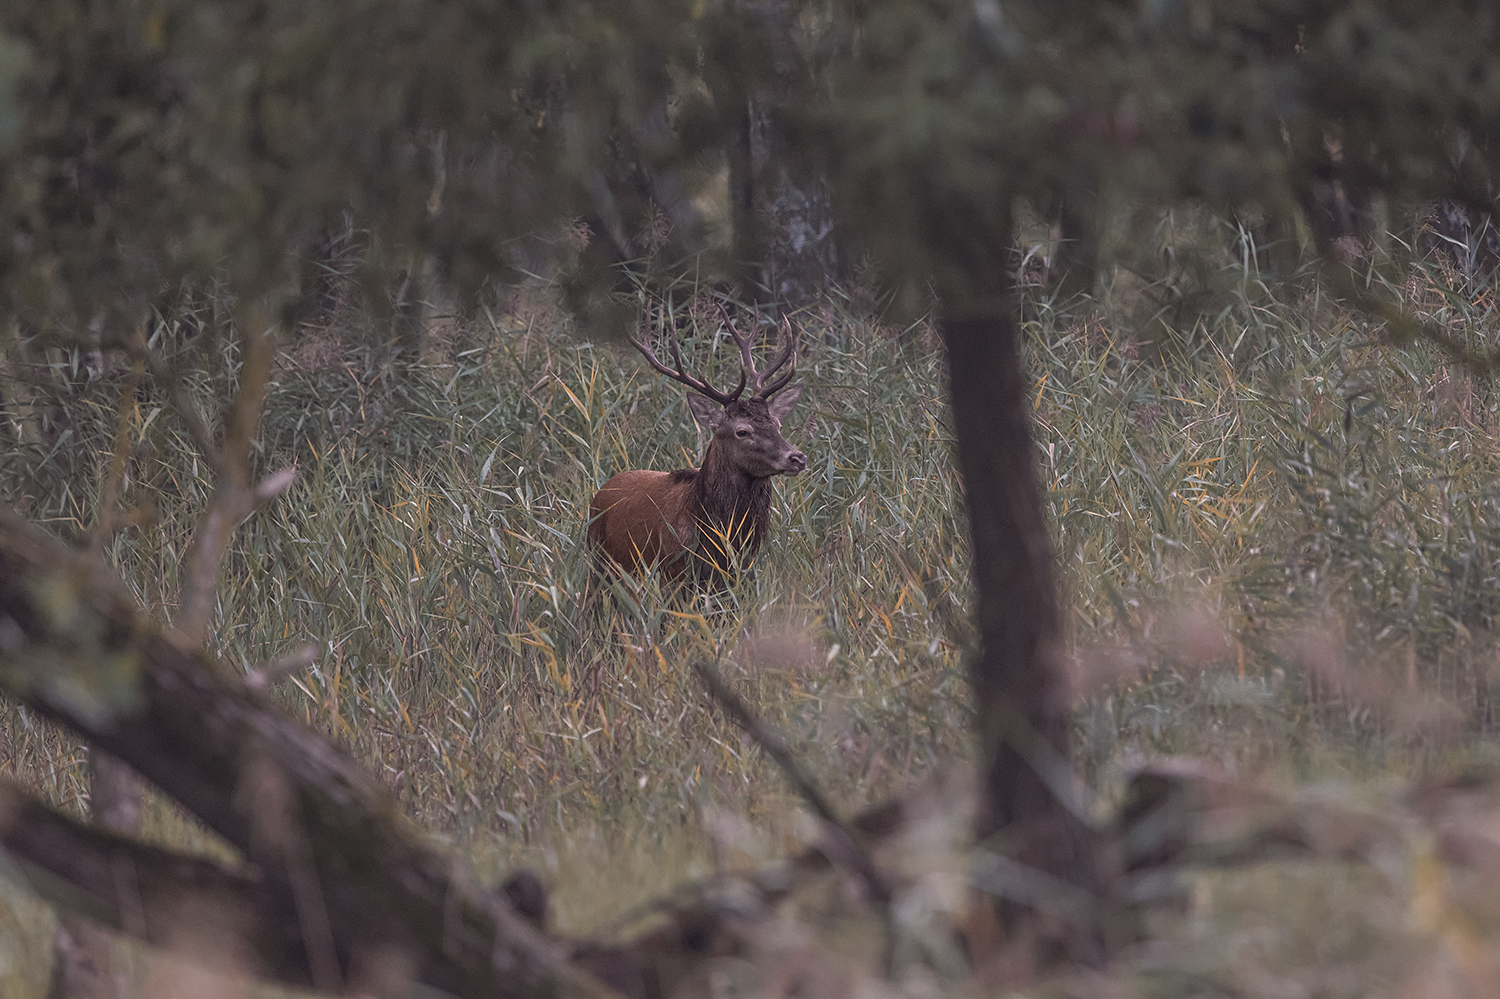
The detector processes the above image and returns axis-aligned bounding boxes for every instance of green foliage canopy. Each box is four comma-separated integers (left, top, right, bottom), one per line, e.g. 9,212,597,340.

0,0,701,330
819,1,1500,296
3,0,1500,326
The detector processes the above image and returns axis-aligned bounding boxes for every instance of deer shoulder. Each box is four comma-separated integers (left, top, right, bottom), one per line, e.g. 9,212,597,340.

589,316,806,585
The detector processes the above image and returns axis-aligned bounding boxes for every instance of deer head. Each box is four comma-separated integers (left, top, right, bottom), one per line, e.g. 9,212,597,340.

628,312,806,479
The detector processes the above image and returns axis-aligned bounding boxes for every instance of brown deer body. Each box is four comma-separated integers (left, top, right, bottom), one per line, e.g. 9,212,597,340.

589,320,805,584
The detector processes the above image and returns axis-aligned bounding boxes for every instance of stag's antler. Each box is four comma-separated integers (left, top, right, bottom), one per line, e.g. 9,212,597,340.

629,307,799,405
721,309,799,401
627,320,747,405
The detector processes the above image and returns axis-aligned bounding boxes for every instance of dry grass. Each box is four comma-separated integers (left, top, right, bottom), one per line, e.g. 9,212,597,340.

4,243,1500,996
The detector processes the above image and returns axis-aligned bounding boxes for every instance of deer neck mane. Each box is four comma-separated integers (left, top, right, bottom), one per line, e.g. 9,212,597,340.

691,439,772,555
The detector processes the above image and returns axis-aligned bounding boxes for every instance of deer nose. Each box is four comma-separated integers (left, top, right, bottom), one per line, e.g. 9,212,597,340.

786,450,807,474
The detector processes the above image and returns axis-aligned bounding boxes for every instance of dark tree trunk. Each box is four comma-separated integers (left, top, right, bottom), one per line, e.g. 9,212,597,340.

47,752,146,999
754,104,840,306
0,507,609,999
728,92,761,295
1050,172,1101,300
935,204,1114,968
715,0,840,305
745,0,841,309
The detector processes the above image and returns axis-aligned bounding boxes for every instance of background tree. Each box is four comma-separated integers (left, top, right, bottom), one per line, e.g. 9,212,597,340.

5,0,1500,992
808,0,1500,961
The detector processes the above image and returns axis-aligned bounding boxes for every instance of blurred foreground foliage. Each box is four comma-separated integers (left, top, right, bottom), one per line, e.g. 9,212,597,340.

3,0,1500,321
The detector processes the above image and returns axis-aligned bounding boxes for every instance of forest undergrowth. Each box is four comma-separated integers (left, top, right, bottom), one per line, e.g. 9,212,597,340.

4,246,1500,996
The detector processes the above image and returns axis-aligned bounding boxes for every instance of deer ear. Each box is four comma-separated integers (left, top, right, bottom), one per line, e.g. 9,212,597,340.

767,382,803,422
686,393,724,430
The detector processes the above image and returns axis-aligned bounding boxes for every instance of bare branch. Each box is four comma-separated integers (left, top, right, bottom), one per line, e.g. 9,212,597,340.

244,643,318,694
254,466,297,504
0,507,617,999
175,495,251,648
1116,760,1401,875
690,660,891,903
0,779,320,989
176,304,280,648
220,304,276,489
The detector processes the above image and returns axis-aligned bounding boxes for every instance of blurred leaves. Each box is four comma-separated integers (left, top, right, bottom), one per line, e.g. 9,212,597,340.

0,30,28,153
0,0,704,328
6,0,1500,333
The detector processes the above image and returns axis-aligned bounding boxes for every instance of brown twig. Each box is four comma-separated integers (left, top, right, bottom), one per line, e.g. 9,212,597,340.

245,643,319,694
1323,259,1500,379
176,305,291,648
690,659,891,903
90,355,145,549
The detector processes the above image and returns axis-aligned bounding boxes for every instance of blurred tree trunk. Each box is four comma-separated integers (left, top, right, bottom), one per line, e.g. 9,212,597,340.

719,0,840,305
724,79,761,297
1047,171,1101,300
747,0,840,308
935,201,1113,970
48,754,143,999
0,506,608,999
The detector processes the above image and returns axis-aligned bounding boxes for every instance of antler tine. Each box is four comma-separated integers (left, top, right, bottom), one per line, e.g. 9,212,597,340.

696,315,750,402
686,325,747,403
718,303,764,392
754,316,799,400
627,324,742,405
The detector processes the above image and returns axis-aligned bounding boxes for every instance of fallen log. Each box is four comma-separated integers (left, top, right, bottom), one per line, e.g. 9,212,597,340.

0,505,612,999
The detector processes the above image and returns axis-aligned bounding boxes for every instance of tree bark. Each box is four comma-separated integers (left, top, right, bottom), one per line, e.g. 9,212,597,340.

0,505,612,999
2,779,314,988
46,753,144,999
728,94,761,294
934,204,1114,967
711,0,840,304
1052,177,1100,300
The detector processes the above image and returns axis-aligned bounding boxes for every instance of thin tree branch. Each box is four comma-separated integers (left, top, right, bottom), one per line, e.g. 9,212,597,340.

690,659,891,903
0,506,616,999
176,305,285,648
244,643,318,694
0,779,321,989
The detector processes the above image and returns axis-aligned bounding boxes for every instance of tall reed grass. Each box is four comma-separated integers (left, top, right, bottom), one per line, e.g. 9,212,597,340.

3,244,1500,995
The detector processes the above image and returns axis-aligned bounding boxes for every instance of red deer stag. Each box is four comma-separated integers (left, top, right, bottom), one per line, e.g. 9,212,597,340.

589,318,806,585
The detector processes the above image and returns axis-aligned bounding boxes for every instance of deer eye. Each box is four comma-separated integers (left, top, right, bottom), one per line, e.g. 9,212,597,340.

735,428,750,438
